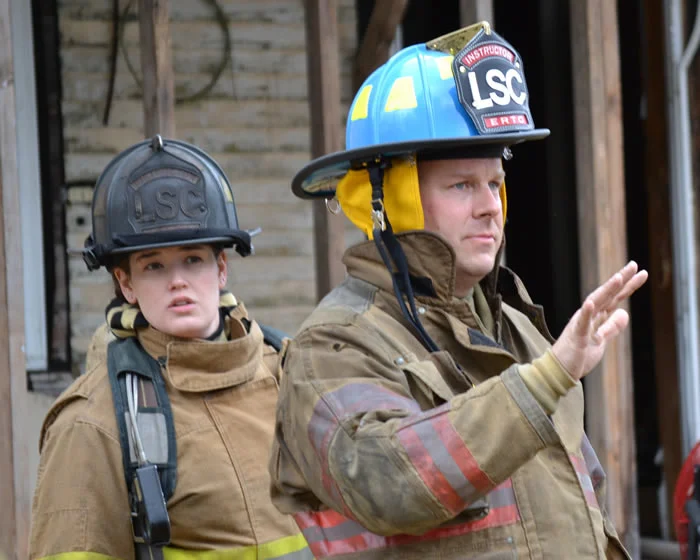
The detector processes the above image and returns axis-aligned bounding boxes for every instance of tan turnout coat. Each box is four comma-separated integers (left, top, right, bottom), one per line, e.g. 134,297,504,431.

30,303,312,560
271,232,630,559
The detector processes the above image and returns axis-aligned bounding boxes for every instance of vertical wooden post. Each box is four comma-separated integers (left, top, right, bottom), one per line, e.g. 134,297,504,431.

644,0,682,538
459,0,494,25
0,0,30,556
352,0,408,93
304,0,345,301
138,0,176,138
569,0,639,555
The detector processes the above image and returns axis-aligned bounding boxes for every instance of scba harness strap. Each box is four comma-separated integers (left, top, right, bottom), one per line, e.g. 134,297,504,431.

107,325,287,559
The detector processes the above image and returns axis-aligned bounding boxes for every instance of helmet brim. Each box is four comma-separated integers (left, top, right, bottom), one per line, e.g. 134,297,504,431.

292,129,550,199
107,236,243,257
89,230,254,271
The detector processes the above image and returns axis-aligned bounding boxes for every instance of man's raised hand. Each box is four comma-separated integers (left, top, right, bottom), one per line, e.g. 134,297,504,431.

552,261,648,381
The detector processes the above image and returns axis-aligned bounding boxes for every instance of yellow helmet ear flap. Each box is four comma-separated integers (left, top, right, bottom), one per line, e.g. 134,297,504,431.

336,157,424,239
500,181,507,225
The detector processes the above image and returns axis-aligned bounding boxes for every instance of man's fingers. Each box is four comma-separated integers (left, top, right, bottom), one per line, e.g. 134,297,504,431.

587,261,643,312
610,270,649,308
587,272,624,312
618,260,639,284
595,308,629,342
574,300,595,337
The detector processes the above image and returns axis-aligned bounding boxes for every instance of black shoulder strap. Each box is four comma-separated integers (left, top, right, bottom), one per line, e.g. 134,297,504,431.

259,323,288,351
107,337,177,558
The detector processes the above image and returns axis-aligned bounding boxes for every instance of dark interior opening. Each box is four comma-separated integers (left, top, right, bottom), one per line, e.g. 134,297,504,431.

31,0,71,373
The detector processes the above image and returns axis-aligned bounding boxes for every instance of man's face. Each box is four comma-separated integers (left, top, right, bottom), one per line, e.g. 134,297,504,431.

114,244,227,339
418,157,504,296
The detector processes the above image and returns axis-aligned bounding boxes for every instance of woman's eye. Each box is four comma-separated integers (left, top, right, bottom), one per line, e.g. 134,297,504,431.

185,255,203,265
144,262,162,271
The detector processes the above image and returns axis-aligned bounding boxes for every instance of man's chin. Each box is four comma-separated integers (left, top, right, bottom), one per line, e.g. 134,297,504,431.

457,259,497,281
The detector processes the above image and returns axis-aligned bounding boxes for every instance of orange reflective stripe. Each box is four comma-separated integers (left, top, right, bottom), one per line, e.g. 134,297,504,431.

580,433,605,489
570,454,599,509
307,383,420,517
397,403,493,512
296,480,520,558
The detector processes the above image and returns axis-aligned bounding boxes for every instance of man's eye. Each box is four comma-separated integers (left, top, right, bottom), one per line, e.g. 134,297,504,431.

144,262,162,271
452,182,469,190
489,182,502,191
185,255,203,265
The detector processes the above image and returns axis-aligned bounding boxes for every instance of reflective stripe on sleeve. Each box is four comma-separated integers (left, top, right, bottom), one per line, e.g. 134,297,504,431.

295,480,519,558
570,454,600,509
307,383,421,516
396,402,493,513
580,433,605,490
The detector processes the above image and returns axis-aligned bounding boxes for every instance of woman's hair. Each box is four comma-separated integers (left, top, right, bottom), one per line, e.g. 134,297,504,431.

110,244,225,301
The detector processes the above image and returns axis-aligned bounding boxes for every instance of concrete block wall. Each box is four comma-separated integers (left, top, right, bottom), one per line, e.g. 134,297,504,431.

60,0,362,371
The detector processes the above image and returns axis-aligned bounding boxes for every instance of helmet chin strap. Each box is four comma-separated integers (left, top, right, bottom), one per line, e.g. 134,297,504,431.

366,159,441,354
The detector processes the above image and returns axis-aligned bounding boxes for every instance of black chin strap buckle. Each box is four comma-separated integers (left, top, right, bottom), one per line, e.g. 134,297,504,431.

365,157,391,235
371,198,386,233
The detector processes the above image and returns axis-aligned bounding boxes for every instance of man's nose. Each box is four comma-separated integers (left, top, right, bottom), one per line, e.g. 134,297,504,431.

473,184,501,217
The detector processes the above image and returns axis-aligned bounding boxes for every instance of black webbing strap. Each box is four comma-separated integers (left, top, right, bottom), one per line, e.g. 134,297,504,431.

107,338,176,559
367,162,440,353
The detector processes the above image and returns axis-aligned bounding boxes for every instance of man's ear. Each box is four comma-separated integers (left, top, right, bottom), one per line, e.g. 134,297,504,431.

217,251,228,290
113,267,137,304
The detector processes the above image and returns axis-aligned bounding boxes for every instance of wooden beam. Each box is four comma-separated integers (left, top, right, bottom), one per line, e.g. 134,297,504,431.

138,0,176,138
644,0,682,539
304,0,345,301
569,0,640,555
0,0,31,555
352,0,408,93
459,0,494,26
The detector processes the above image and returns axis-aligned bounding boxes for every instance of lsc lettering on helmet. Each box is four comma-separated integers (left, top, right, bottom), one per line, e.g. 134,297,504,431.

134,185,208,223
467,68,526,110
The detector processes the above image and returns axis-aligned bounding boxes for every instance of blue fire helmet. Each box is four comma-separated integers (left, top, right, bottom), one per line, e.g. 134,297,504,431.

292,22,550,199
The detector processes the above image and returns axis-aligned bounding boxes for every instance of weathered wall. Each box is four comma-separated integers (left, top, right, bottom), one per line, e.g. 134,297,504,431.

59,0,360,371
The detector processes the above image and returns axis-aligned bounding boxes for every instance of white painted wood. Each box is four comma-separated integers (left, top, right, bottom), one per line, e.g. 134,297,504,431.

11,0,47,371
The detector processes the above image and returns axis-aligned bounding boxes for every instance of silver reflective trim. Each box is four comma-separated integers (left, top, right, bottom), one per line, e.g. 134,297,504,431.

302,518,368,544
268,546,316,560
126,411,168,464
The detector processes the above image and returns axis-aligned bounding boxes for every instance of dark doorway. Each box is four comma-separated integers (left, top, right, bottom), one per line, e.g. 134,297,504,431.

31,0,71,373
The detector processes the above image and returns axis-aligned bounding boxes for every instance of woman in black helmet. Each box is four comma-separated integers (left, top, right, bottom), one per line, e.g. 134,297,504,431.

29,136,313,560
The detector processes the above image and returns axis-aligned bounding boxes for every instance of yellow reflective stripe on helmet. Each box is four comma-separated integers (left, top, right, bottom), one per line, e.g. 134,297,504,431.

384,76,418,112
163,533,313,560
350,85,372,121
39,553,120,560
435,56,454,80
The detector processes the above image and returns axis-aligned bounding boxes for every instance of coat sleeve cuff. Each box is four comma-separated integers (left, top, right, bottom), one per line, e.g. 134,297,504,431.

502,366,560,446
518,349,577,415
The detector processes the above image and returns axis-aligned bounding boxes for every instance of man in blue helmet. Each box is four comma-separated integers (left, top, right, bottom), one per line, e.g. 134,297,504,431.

270,22,646,559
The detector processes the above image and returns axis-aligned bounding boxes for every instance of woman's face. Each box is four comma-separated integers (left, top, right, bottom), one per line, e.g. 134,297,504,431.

114,244,227,339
